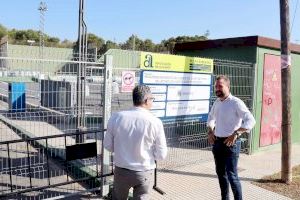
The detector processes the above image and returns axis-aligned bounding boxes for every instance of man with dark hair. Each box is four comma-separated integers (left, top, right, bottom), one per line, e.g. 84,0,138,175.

207,75,255,200
104,85,167,200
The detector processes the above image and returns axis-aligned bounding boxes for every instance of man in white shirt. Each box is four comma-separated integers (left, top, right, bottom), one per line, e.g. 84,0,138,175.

207,75,255,200
104,85,167,200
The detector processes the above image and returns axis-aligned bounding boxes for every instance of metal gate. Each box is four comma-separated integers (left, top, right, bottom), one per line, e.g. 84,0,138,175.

0,46,113,199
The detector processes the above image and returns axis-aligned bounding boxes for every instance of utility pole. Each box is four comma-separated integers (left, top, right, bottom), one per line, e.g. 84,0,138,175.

38,1,47,60
280,0,292,184
38,1,47,103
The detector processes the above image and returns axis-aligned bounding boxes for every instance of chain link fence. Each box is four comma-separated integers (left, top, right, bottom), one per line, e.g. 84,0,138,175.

0,47,255,198
107,52,255,171
0,46,114,199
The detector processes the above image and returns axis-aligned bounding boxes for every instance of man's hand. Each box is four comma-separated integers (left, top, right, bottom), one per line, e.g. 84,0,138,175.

207,130,215,144
224,134,238,146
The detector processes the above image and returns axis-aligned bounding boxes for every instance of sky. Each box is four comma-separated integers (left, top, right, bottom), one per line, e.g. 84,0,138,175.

1,0,300,44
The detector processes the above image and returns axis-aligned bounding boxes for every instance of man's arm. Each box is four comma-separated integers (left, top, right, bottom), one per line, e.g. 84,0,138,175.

103,117,114,152
153,121,167,160
236,99,256,131
207,103,216,144
224,100,256,146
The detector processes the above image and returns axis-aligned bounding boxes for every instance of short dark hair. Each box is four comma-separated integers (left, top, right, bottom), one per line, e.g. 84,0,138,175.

132,85,152,106
216,75,230,86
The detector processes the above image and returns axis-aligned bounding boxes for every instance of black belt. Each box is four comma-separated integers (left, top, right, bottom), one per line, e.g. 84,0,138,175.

116,166,132,171
215,136,228,140
115,166,153,172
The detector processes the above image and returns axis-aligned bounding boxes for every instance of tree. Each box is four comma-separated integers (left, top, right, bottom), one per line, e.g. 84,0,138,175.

46,36,60,46
7,28,17,43
142,39,155,52
87,33,105,50
160,32,210,53
121,34,143,50
99,40,120,54
25,29,40,41
60,39,75,48
0,24,7,40
1,24,210,53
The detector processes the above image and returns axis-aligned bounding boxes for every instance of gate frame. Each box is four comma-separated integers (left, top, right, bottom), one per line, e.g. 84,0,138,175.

0,54,114,199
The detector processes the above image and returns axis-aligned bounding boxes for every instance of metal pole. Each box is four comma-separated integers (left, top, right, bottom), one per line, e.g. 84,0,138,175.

38,1,47,60
38,1,47,103
76,0,87,143
76,0,83,130
153,161,166,195
101,55,113,197
82,21,87,129
249,64,257,155
279,0,292,184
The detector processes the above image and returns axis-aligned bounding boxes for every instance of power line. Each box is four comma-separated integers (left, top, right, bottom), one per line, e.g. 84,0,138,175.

290,0,299,33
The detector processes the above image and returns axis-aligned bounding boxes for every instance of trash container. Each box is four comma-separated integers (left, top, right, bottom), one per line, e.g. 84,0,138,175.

8,82,26,112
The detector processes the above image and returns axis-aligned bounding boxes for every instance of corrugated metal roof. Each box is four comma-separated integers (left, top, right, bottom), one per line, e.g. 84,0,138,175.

174,35,300,54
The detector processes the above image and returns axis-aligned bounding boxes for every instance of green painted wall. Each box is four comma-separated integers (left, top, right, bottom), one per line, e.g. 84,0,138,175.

176,46,257,63
99,49,140,69
6,44,73,73
290,52,300,143
252,47,300,152
252,47,278,152
176,44,300,153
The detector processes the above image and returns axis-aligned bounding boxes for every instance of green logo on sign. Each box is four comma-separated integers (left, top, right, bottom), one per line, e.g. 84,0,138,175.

144,54,153,68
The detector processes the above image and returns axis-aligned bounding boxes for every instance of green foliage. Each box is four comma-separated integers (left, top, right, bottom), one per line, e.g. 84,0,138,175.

60,39,75,48
0,24,8,40
99,40,120,54
0,24,209,53
87,33,105,49
160,31,209,53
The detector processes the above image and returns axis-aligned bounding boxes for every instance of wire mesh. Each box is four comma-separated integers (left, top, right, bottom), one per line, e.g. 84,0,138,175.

109,54,255,170
0,131,107,199
0,47,255,198
0,46,112,199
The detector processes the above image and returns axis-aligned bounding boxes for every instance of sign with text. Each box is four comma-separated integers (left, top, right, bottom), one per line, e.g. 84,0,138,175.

142,71,211,85
140,70,212,121
140,52,213,121
140,52,213,73
167,85,211,101
166,100,210,117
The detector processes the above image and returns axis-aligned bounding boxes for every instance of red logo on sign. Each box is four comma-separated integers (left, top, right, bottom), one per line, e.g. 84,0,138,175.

123,73,134,85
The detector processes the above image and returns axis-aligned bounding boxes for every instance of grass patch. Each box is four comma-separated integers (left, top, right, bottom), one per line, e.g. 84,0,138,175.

252,165,300,199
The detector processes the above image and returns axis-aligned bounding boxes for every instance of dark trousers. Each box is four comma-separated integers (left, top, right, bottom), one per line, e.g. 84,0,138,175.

113,166,154,200
212,138,242,200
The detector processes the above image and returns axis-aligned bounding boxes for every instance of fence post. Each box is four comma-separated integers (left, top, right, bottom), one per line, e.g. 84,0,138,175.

249,63,257,154
101,54,113,196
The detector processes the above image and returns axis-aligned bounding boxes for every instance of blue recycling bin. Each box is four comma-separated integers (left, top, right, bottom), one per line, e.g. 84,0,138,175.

8,82,26,112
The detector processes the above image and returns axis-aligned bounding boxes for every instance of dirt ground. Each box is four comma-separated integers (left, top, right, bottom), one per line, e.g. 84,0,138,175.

252,165,300,199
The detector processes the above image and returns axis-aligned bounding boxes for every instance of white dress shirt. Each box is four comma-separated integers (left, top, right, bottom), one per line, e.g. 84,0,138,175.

104,107,167,171
207,94,256,137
